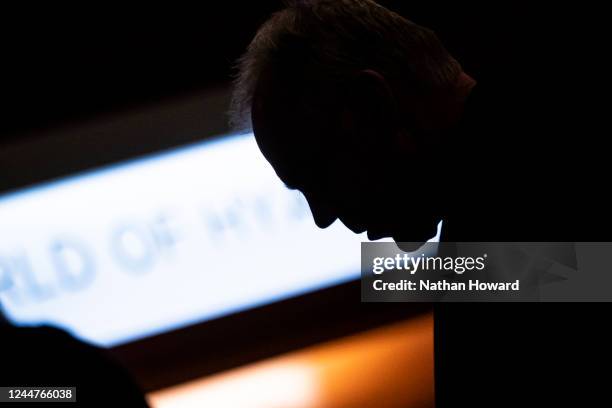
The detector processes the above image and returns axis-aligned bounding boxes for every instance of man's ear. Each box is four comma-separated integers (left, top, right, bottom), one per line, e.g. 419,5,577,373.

340,69,400,148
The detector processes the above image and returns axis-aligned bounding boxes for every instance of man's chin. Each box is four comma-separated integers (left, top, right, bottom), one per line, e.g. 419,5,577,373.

395,241,427,252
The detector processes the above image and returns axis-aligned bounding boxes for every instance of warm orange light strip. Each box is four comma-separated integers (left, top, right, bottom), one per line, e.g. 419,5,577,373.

148,311,433,408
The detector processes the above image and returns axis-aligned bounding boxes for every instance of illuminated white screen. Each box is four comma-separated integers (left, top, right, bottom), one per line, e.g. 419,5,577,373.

0,133,399,347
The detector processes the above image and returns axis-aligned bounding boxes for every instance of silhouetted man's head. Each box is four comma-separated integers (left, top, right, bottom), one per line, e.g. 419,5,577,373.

232,0,475,243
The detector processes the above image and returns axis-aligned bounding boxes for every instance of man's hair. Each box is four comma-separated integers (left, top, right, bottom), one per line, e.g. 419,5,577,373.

230,0,462,131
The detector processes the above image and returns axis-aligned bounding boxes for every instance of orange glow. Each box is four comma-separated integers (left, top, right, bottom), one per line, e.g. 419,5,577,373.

148,312,433,408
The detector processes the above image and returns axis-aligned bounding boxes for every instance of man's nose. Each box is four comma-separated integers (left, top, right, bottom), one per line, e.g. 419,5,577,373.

302,191,337,229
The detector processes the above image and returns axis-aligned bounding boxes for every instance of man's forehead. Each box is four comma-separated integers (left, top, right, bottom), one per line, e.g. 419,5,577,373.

253,87,296,155
250,64,341,175
251,75,308,185
252,69,316,150
253,67,301,126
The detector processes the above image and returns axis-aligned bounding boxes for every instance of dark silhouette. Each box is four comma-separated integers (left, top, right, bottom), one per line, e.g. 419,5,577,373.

0,311,149,407
232,0,609,406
